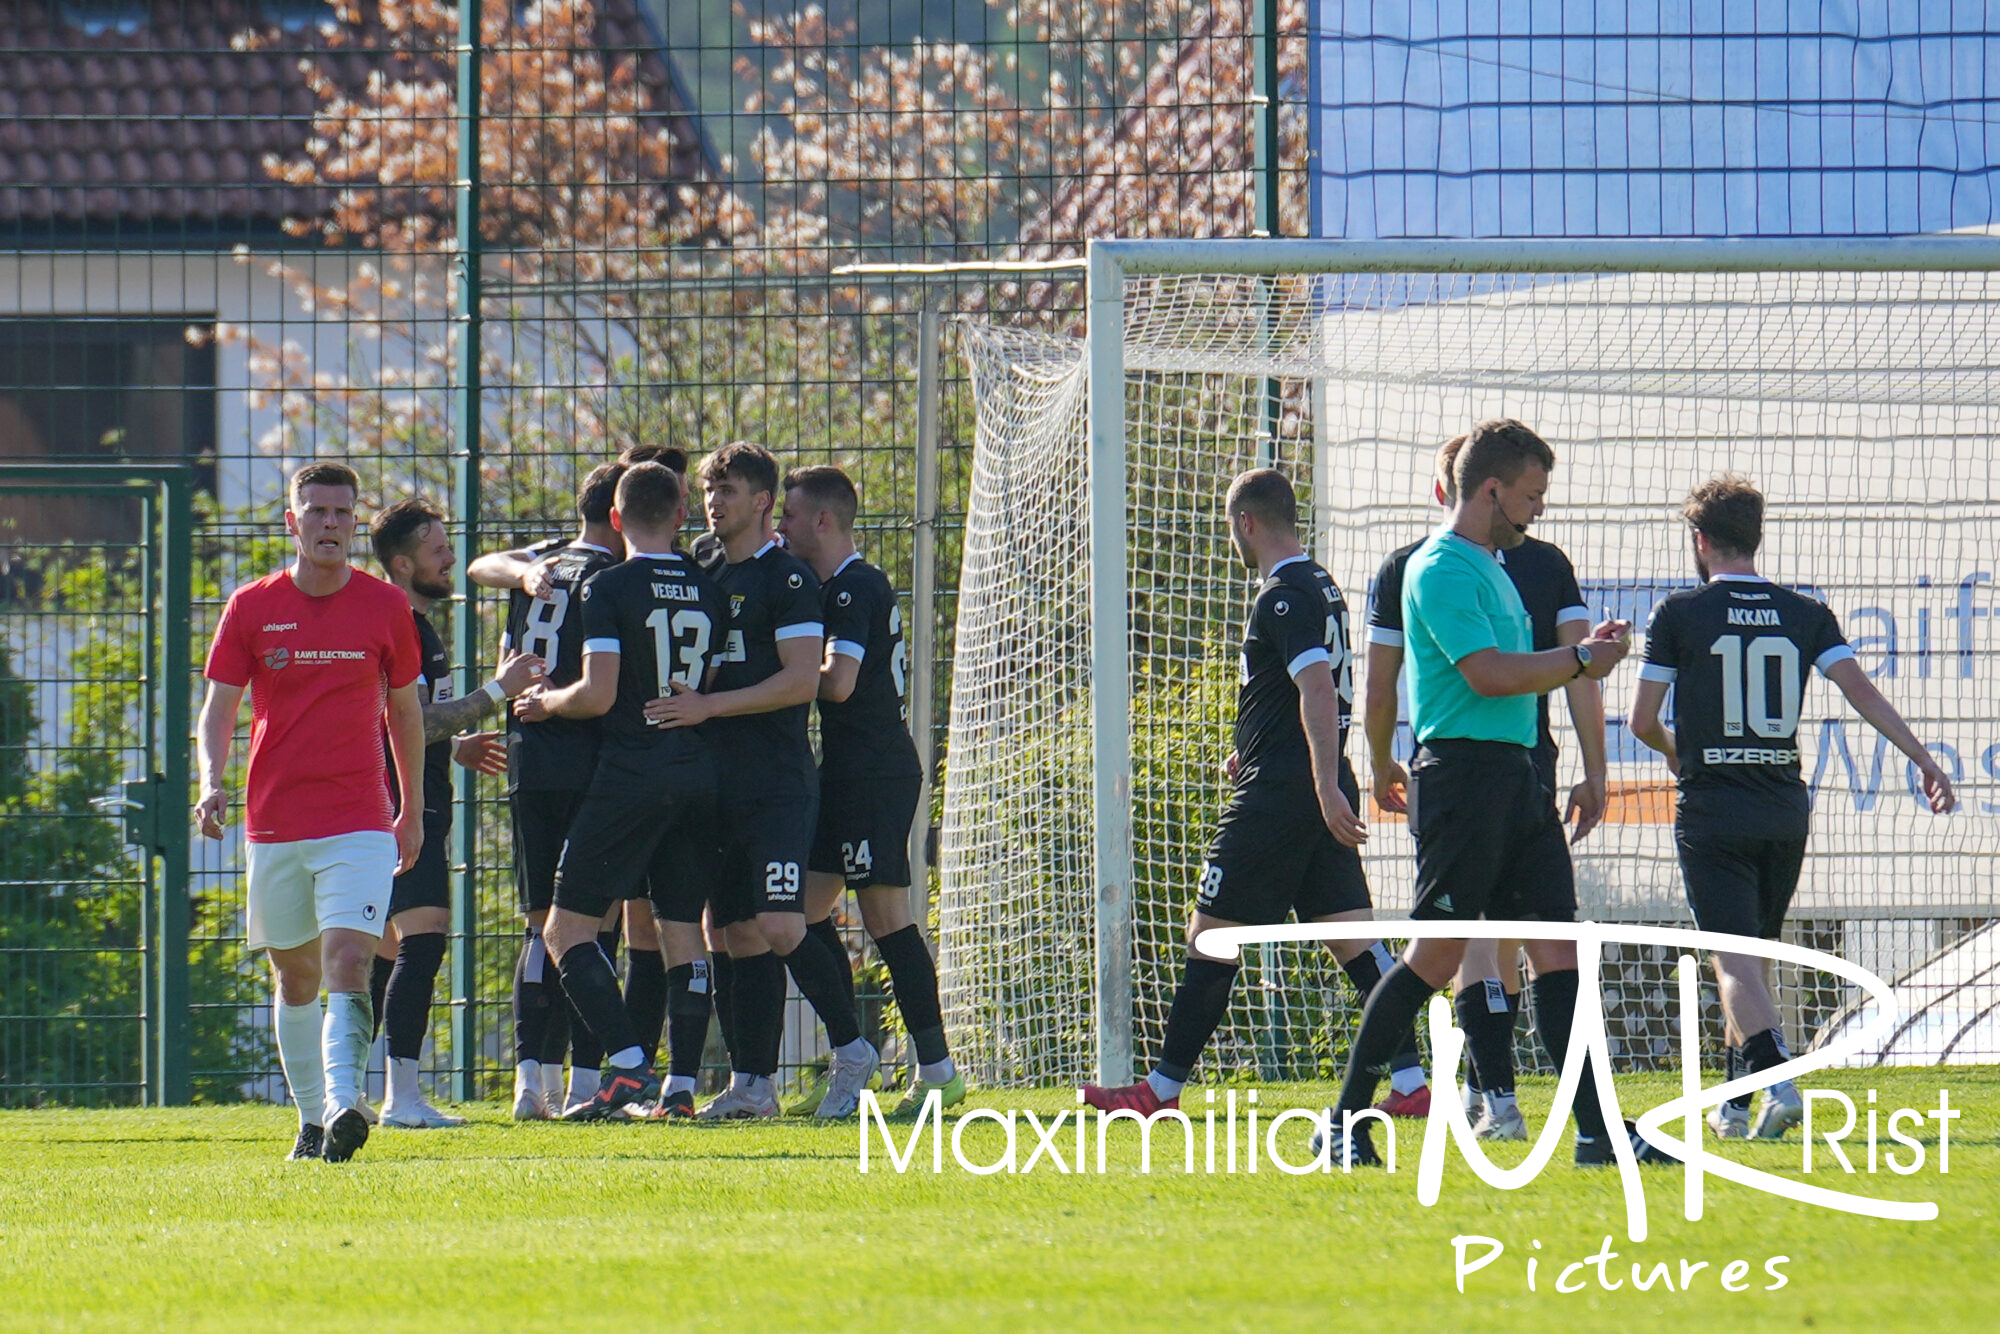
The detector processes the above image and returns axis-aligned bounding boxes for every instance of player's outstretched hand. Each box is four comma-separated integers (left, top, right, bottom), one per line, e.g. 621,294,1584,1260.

453,730,508,776
1565,773,1607,843
1918,761,1958,814
1580,618,1632,679
513,685,551,723
195,788,226,840
643,680,716,729
522,556,559,601
494,649,544,698
1372,757,1409,814
393,810,423,876
1320,787,1368,848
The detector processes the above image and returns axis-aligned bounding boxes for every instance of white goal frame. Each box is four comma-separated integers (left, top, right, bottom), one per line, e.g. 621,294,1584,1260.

1080,234,2000,1085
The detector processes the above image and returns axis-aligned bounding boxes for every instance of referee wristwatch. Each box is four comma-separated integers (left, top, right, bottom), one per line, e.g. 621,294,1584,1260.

1570,643,1592,680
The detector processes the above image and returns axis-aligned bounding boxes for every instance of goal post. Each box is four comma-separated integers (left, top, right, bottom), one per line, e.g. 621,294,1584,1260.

943,236,2000,1089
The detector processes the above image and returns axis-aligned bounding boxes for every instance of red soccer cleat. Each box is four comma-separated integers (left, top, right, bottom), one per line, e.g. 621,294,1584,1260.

1376,1084,1432,1118
1080,1080,1178,1114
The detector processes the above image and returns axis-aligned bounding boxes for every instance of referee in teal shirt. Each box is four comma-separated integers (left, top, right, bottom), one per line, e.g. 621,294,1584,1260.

1329,419,1669,1168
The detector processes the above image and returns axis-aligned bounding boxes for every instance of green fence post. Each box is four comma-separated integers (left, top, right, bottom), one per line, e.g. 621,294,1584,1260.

449,0,485,1103
158,471,194,1105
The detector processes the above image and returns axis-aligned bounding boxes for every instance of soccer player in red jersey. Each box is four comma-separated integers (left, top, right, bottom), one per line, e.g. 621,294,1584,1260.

196,462,426,1163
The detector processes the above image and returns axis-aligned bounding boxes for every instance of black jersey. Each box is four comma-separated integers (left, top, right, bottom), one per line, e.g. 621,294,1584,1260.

818,554,922,781
501,539,620,792
576,549,729,761
384,608,453,825
1234,555,1353,788
1640,574,1854,836
1369,533,1588,763
711,540,824,798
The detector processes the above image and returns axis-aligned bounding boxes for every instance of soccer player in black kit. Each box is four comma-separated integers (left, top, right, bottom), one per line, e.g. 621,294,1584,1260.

512,462,728,1120
1364,433,1607,1140
778,465,959,1118
1629,475,1955,1140
485,464,624,1119
1080,469,1414,1117
368,499,543,1129
648,443,879,1121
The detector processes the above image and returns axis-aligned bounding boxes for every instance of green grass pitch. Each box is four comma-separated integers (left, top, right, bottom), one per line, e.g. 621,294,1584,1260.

2,1068,1993,1331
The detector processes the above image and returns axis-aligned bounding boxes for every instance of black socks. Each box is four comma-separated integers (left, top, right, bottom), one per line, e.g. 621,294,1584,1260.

873,924,949,1065
1335,962,1435,1114
1531,969,1607,1140
557,939,641,1064
666,960,712,1080
779,928,863,1049
1455,980,1517,1099
623,947,667,1066
382,931,447,1062
729,951,787,1078
1156,957,1240,1084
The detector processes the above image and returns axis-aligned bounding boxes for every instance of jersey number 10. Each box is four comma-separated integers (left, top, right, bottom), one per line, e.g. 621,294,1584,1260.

1709,633,1801,739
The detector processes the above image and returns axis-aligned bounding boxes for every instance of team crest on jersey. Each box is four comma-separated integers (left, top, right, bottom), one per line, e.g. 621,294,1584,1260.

262,646,290,671
730,593,745,619
787,572,804,589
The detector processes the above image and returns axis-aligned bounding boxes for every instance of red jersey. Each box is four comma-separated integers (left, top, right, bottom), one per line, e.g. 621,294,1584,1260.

204,567,422,843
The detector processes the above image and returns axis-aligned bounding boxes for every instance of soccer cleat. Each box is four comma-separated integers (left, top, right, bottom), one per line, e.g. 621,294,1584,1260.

561,1066,662,1123
1576,1119,1680,1167
695,1082,781,1121
380,1098,468,1130
1461,1081,1483,1120
783,1064,830,1117
320,1106,370,1163
1079,1080,1178,1115
1751,1084,1805,1140
890,1071,967,1120
356,1098,379,1127
1376,1085,1431,1119
815,1042,882,1119
512,1071,551,1122
286,1123,324,1161
1707,1101,1752,1140
1473,1103,1528,1141
640,1089,697,1121
1328,1113,1383,1169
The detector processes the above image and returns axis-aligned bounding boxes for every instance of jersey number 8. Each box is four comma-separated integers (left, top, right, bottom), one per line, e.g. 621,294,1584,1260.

519,589,568,664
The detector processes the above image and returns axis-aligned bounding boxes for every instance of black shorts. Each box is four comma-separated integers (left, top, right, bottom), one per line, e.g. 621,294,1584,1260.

708,793,819,927
1194,765,1372,925
552,756,717,922
809,772,920,889
511,788,586,915
388,818,451,917
1675,820,1806,940
1408,739,1575,922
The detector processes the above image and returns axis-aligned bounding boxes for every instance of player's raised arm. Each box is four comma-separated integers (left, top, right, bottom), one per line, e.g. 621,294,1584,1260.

1823,658,1957,813
194,680,245,839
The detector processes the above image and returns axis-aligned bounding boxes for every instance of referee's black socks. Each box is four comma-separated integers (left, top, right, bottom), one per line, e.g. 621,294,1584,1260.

1530,969,1608,1141
1341,945,1427,1084
1335,962,1434,1114
1454,980,1518,1101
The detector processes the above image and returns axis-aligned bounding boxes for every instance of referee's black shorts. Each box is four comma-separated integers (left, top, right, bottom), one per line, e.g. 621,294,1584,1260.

552,754,717,923
1408,739,1574,922
1674,817,1806,941
510,787,586,915
1194,762,1372,925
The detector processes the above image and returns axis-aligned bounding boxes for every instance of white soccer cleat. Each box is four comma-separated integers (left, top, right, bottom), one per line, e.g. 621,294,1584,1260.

696,1083,780,1121
512,1068,551,1121
356,1098,380,1127
815,1042,882,1119
1707,1101,1752,1139
1751,1084,1804,1140
380,1097,468,1130
1473,1102,1528,1141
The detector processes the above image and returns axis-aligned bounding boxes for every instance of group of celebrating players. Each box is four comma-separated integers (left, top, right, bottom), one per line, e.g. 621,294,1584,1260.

198,416,1956,1167
1083,418,1956,1169
199,444,957,1162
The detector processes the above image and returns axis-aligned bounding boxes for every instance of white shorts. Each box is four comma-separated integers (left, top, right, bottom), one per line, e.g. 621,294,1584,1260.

246,831,398,952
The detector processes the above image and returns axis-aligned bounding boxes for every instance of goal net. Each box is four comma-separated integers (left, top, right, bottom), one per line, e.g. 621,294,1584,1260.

939,239,2000,1088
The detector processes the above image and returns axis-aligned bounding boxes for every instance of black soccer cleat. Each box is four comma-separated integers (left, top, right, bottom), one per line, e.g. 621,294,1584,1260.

287,1123,324,1161
320,1106,371,1163
640,1088,697,1121
1576,1119,1681,1167
561,1066,662,1122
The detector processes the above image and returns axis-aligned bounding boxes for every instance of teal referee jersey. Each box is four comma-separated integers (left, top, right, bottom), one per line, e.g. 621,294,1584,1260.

1400,529,1538,749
